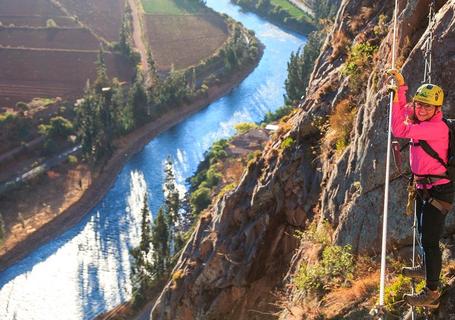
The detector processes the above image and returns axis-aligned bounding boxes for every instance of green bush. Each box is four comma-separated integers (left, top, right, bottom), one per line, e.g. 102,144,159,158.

0,112,17,125
46,19,57,28
39,116,74,139
67,155,78,165
190,186,211,214
16,101,29,111
295,219,331,245
294,244,354,295
262,105,294,124
341,42,378,92
205,166,222,188
280,136,295,150
234,122,257,135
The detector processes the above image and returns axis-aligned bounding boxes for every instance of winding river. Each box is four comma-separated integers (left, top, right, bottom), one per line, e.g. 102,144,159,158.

0,1,307,319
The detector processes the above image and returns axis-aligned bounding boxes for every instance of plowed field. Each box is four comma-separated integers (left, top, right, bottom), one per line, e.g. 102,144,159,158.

0,15,79,27
1,0,64,16
55,0,125,42
0,48,134,107
0,28,102,50
145,13,228,70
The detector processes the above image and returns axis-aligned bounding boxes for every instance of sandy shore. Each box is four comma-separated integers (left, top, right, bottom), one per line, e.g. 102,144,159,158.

0,49,263,273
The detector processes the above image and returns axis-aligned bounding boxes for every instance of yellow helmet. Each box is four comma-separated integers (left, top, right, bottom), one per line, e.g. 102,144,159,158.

413,83,444,106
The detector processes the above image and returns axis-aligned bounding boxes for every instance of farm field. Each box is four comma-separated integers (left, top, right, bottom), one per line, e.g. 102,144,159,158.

0,48,134,108
143,0,228,71
141,0,200,14
1,0,64,16
0,0,136,108
54,0,125,42
0,28,102,50
0,16,79,27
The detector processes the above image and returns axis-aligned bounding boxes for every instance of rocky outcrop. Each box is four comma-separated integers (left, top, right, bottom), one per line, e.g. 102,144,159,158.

150,0,455,319
151,118,321,319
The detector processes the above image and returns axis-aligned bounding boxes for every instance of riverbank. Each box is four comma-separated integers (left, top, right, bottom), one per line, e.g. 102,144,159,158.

231,0,316,35
0,43,264,273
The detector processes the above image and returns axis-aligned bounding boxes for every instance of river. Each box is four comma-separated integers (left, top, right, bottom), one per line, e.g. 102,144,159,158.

0,1,307,319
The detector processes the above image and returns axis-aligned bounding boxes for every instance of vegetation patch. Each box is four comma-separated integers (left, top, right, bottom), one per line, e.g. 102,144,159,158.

293,220,354,297
341,42,378,92
141,0,201,14
324,99,357,155
262,105,295,124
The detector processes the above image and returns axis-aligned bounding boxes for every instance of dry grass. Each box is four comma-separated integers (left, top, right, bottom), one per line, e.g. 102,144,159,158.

329,30,350,61
323,98,357,155
321,271,378,318
349,6,374,32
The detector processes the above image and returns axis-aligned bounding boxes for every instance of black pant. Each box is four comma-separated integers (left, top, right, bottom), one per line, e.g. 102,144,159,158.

416,182,455,290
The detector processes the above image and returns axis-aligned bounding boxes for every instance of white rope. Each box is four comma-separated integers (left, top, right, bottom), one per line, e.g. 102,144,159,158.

378,0,399,312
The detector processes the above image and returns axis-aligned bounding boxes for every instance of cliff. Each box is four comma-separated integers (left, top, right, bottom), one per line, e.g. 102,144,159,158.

150,0,455,319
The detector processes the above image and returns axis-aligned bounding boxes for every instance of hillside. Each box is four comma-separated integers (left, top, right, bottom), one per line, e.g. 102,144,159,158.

149,0,455,319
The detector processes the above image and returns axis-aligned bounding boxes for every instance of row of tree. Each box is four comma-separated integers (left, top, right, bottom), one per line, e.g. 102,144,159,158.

113,3,140,65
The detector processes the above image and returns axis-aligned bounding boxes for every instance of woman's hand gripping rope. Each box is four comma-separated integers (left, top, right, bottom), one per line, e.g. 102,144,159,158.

386,68,405,102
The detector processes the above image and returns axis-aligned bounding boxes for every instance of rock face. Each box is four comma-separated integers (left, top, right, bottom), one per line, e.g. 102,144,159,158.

150,0,455,319
320,0,455,252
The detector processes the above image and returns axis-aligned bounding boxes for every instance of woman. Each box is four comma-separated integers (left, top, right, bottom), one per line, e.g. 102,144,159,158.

388,68,454,308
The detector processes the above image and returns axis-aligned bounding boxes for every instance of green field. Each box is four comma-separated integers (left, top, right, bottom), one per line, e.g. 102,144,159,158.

272,0,313,22
141,0,200,14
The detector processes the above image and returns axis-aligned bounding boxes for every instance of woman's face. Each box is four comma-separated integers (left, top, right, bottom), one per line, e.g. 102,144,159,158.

414,101,437,121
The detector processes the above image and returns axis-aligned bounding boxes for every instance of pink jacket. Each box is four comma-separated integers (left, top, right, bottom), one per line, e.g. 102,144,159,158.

391,85,449,187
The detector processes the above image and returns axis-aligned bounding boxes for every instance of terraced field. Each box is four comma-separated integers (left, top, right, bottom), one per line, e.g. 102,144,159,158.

1,0,64,16
0,48,134,107
54,0,125,42
142,0,228,71
0,0,134,108
0,28,102,50
0,16,79,27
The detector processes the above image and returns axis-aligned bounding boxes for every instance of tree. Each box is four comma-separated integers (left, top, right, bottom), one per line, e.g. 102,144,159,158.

94,48,109,93
151,207,169,277
139,193,153,252
39,116,74,139
130,193,154,307
129,76,149,126
284,31,323,104
0,213,5,245
147,49,158,84
163,158,181,228
46,19,57,28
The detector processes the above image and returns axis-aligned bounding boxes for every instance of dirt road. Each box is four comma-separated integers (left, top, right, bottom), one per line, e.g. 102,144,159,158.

128,0,149,74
